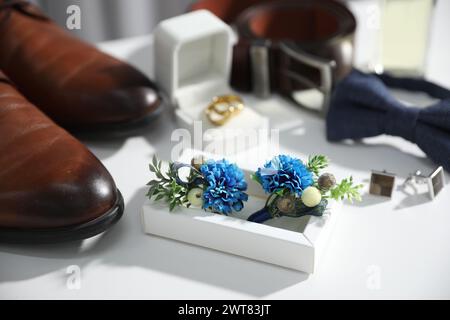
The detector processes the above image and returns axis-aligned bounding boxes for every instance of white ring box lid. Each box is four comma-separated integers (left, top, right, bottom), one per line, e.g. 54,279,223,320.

154,10,268,141
141,150,340,273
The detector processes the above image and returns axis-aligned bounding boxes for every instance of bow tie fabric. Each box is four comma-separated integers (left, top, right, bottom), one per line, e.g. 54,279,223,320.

326,69,450,171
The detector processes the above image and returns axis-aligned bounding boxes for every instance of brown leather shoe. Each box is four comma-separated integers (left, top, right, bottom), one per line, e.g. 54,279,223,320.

0,71,124,243
0,0,161,131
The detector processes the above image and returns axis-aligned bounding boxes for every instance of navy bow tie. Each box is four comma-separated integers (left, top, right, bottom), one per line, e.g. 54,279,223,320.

326,69,450,171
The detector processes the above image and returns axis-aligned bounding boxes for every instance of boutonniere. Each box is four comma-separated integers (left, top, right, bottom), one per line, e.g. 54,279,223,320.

248,154,362,223
147,155,248,215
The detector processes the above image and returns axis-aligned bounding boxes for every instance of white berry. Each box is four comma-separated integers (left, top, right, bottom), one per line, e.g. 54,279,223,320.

187,188,204,207
301,186,322,207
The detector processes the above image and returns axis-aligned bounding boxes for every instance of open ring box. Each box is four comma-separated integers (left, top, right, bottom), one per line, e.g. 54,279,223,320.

154,10,268,141
141,150,341,273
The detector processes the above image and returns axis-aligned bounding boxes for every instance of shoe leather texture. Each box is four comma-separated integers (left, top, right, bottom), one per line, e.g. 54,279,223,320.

0,71,119,229
0,1,161,130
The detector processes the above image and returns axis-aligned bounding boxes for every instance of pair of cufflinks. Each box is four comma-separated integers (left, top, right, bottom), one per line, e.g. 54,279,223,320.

369,166,445,199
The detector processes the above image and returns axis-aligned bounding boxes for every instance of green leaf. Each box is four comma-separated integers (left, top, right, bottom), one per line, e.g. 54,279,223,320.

155,171,165,180
155,194,165,201
146,185,157,198
146,180,158,186
152,154,158,168
169,201,177,211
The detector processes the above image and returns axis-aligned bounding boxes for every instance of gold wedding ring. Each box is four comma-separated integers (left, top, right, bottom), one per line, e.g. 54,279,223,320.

205,95,244,126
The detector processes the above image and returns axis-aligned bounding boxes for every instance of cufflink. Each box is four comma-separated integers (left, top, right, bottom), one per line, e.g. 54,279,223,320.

369,170,396,197
403,166,445,200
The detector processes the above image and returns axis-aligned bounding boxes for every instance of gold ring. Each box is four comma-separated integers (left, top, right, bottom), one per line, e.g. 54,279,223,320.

205,95,244,126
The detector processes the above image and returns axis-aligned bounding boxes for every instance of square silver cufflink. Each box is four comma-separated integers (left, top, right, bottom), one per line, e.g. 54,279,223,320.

369,170,396,197
404,166,445,199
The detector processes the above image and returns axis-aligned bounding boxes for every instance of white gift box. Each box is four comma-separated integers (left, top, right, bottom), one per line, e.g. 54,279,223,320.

141,154,340,273
153,10,268,141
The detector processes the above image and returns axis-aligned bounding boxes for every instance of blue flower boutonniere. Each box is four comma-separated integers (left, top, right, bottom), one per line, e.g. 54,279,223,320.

255,154,314,196
200,159,248,214
249,154,363,223
147,155,248,215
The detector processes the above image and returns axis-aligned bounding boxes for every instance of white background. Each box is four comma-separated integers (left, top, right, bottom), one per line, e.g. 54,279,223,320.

0,1,449,299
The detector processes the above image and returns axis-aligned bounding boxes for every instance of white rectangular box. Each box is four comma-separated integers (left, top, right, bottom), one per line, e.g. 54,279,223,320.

142,164,340,273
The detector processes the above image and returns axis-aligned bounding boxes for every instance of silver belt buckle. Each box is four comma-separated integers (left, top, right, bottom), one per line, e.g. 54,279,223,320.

279,42,335,117
250,41,335,117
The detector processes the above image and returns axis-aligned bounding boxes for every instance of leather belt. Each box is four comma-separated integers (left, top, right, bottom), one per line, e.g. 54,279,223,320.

189,0,356,115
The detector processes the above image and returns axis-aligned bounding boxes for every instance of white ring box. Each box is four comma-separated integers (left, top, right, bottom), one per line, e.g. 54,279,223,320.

154,10,268,141
141,151,340,273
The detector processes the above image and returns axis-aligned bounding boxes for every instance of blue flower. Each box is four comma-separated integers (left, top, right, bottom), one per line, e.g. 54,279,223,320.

200,159,248,215
256,155,313,196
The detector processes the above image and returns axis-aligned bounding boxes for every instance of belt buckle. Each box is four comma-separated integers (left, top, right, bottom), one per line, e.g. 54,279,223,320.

278,42,335,117
250,41,335,116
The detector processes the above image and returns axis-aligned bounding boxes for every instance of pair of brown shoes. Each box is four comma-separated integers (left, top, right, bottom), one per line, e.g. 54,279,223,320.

0,1,161,242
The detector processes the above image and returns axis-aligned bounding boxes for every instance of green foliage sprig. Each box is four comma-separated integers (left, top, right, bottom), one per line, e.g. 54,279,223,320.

307,155,329,177
146,155,190,211
328,176,363,203
307,155,362,203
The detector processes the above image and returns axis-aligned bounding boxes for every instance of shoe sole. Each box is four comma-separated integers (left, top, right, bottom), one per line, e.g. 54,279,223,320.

0,190,125,244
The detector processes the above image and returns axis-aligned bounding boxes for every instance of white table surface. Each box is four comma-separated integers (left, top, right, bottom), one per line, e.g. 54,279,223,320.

1,4,450,299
